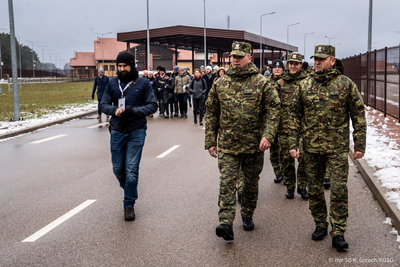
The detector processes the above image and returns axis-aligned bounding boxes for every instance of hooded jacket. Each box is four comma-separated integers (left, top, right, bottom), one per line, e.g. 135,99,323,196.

174,73,191,94
205,62,281,154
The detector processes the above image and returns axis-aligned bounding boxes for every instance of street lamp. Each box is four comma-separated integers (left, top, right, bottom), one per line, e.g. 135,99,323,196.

0,27,8,79
53,52,60,74
15,35,22,86
334,43,342,47
287,22,300,60
259,12,275,70
204,0,207,67
325,35,336,45
25,39,35,78
37,45,49,71
303,32,314,62
93,31,112,68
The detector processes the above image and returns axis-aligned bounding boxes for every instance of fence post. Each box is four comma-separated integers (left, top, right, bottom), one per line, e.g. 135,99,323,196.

398,44,400,122
367,51,370,106
374,49,377,109
384,47,387,117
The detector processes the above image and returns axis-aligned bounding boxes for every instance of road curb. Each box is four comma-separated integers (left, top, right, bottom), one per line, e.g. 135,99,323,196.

349,145,400,232
0,109,97,140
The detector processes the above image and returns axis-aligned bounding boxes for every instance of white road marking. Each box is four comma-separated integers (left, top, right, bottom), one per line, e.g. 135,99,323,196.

30,134,68,144
86,122,109,128
21,200,96,242
156,145,180,158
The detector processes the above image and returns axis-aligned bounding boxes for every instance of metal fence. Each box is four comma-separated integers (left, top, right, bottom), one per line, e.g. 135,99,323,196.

1,69,101,83
342,45,400,121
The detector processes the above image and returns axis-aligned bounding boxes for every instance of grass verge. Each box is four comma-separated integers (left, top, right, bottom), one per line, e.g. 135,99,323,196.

0,82,95,121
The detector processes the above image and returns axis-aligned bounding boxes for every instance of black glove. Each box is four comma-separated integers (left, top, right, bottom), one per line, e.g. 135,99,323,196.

92,95,94,100
124,108,136,118
117,112,128,134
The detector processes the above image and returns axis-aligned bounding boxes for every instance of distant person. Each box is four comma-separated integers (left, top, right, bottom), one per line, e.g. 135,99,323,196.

214,67,226,83
263,65,271,78
163,72,175,119
289,45,366,251
142,70,148,77
202,66,216,105
100,51,157,221
188,69,207,125
145,70,156,118
174,68,191,118
213,66,219,75
154,67,167,117
206,41,280,241
92,68,109,119
171,66,180,117
267,59,285,184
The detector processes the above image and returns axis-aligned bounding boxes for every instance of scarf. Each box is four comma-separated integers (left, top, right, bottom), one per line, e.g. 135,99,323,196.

194,75,202,81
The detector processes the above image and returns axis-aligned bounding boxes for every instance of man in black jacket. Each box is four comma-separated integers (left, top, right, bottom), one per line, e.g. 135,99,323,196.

92,68,109,119
202,66,216,105
101,51,157,221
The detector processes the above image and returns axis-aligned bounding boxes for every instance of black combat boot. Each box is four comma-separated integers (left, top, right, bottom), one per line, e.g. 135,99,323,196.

285,188,295,199
242,217,254,231
323,178,330,189
216,224,234,240
124,207,135,221
297,188,309,200
274,174,283,183
311,226,327,241
332,235,349,251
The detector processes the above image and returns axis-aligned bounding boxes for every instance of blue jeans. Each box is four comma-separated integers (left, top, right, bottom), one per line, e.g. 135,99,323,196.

110,128,146,208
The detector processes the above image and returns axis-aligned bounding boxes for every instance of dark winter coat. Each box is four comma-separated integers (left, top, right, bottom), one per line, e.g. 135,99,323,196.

154,75,167,98
162,77,175,103
202,73,216,98
100,77,157,133
188,77,207,99
92,75,109,99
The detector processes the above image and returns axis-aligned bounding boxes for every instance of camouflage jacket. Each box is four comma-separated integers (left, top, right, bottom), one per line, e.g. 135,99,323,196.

288,69,366,154
205,62,281,155
266,74,281,88
274,70,308,133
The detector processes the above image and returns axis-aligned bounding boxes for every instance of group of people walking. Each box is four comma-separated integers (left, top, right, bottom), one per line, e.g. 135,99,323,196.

93,41,366,253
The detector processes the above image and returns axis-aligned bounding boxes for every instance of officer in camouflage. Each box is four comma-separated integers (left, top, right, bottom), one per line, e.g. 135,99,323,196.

288,45,366,251
267,59,285,184
205,41,281,241
274,53,308,200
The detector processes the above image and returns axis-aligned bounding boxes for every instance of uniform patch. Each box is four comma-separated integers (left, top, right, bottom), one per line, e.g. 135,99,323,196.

317,47,322,52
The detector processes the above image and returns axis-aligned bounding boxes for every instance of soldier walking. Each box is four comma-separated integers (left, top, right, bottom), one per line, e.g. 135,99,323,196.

274,53,308,200
288,45,366,251
205,41,281,241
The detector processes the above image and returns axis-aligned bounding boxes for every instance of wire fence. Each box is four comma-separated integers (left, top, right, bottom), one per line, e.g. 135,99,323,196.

342,45,400,122
1,69,101,83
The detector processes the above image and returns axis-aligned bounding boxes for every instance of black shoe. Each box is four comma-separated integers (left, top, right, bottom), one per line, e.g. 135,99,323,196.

311,226,327,241
237,192,242,205
194,119,197,124
285,189,295,199
180,114,184,118
298,188,309,200
164,115,169,119
124,207,135,221
199,121,203,126
274,174,283,183
282,176,287,185
184,114,188,118
323,179,330,189
332,235,349,251
216,224,234,240
242,217,254,231
174,113,178,117
160,113,164,117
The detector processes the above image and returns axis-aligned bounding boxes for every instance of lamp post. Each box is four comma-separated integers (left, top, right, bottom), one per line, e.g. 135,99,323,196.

0,27,8,79
204,0,207,67
287,22,300,60
303,32,314,62
53,52,60,75
259,12,275,70
325,35,336,45
93,31,112,69
334,43,342,47
37,45,48,71
25,39,35,78
147,0,150,70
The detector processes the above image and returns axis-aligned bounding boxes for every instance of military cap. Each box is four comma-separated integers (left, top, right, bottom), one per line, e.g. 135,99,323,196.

311,45,335,59
287,53,303,63
230,41,251,56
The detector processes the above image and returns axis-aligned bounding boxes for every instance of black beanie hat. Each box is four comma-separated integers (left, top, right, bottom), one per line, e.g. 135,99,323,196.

272,59,285,70
116,51,136,69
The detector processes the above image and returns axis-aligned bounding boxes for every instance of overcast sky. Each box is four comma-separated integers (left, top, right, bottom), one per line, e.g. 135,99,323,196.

1,0,400,68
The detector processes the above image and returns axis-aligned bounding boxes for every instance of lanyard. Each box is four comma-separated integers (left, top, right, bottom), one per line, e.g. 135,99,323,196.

118,80,133,98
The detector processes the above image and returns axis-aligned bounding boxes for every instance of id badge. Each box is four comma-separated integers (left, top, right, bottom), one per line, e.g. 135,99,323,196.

118,97,126,109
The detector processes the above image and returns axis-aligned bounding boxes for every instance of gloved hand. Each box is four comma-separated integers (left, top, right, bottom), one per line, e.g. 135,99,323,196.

92,95,94,100
124,108,136,118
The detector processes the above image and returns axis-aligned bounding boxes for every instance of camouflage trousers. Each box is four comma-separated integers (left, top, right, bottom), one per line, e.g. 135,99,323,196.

218,151,264,226
280,135,306,190
303,151,349,238
269,135,283,176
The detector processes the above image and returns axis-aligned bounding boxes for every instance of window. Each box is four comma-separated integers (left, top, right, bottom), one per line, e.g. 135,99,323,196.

110,65,115,71
103,65,108,71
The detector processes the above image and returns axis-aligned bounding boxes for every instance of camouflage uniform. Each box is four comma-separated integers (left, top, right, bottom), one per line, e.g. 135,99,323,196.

288,45,366,238
205,41,281,226
274,53,308,191
266,74,284,178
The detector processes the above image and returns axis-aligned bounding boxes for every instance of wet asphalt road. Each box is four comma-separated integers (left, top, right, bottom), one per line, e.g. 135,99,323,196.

0,112,399,266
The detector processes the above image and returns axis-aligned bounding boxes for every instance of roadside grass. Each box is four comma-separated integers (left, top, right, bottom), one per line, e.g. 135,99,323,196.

0,82,95,121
